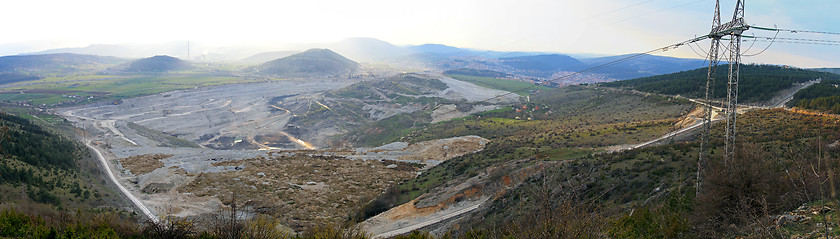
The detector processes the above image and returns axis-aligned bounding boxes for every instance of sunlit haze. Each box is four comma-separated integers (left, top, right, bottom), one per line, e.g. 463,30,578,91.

2,0,839,67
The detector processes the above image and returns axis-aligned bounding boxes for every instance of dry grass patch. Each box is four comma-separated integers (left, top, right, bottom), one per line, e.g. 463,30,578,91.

118,154,173,175
178,153,418,231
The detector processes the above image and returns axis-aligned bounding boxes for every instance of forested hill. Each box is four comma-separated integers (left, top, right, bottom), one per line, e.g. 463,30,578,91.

0,113,80,170
600,64,840,103
789,79,840,113
0,111,125,210
123,55,189,73
258,48,359,77
443,68,510,78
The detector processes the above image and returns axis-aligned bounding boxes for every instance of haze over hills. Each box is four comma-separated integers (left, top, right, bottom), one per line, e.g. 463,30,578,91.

4,0,840,237
257,49,360,77
442,68,511,78
108,55,190,74
405,44,474,56
581,53,712,79
327,37,411,62
1,24,838,239
501,54,586,72
8,38,720,82
0,53,126,73
1,37,839,238
0,53,127,85
240,51,301,64
28,42,189,59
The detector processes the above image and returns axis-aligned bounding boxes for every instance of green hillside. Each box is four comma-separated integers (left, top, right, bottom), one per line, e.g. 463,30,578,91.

789,79,840,113
354,86,692,216
296,74,454,147
0,53,126,74
0,109,129,209
353,82,840,237
443,68,510,78
0,72,40,85
258,49,359,77
120,55,190,73
601,64,840,103
0,53,127,84
814,68,840,75
458,108,840,238
445,74,549,96
500,54,586,72
348,80,840,237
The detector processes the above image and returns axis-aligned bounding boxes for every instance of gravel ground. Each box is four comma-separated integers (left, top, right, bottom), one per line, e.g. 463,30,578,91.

58,79,354,148
57,75,506,227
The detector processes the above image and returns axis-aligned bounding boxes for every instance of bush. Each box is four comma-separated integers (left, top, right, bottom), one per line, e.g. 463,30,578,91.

608,188,693,239
142,216,197,239
693,141,840,237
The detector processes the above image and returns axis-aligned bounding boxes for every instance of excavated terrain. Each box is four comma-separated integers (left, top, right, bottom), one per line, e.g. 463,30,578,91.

57,75,505,231
177,153,417,230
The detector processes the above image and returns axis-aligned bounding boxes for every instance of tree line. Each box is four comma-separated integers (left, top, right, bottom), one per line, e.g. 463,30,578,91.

602,64,840,103
790,79,840,113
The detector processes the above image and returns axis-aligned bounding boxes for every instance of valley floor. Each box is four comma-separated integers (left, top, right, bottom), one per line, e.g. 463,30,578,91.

54,75,511,231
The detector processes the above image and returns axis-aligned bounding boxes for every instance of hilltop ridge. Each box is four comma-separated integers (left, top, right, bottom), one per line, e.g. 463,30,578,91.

258,48,359,77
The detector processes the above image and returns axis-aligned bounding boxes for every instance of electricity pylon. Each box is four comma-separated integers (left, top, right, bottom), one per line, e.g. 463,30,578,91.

698,0,749,191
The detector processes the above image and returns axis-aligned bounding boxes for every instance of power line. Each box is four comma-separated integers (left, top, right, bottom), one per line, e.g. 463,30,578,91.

742,30,779,57
687,36,710,58
740,35,840,46
752,26,840,36
472,36,710,104
771,37,840,44
741,33,759,55
749,39,840,46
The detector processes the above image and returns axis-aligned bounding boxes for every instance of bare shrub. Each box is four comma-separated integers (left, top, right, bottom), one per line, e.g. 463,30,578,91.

693,140,840,238
301,222,369,239
480,168,603,239
209,196,246,239
142,215,196,239
245,214,292,239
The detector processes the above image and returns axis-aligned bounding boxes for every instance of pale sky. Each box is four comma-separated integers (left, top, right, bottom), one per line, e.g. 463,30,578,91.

2,0,839,67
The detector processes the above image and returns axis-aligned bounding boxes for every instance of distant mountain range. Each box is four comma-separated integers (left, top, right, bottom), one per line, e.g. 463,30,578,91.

813,68,840,75
499,54,587,78
0,53,127,84
0,53,125,73
29,42,189,59
443,68,510,78
581,54,713,79
6,37,722,81
240,51,301,64
257,49,359,77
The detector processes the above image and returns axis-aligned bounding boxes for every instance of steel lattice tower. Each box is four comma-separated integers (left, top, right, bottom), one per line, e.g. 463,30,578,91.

723,1,745,164
699,0,748,191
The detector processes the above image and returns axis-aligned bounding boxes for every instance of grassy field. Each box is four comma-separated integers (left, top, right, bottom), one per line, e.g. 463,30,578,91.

465,108,840,237
0,72,283,107
446,74,551,96
356,86,694,204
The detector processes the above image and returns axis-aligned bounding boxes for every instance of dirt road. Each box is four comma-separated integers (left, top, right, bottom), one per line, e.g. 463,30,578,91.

85,140,159,222
373,201,484,238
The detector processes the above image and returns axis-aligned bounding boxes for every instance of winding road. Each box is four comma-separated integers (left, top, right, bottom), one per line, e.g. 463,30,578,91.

373,200,485,239
85,140,159,222
62,109,159,222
